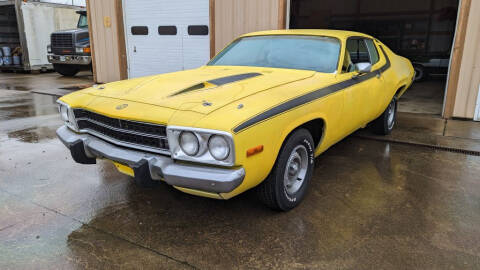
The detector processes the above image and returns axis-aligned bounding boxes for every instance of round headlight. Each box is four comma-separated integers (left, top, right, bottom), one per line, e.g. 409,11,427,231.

208,135,230,160
59,105,69,121
179,131,199,156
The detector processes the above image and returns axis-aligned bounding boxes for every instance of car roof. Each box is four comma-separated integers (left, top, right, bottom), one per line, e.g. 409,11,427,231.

240,29,374,40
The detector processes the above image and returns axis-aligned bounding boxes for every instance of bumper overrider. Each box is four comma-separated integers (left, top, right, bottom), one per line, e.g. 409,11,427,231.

56,125,245,194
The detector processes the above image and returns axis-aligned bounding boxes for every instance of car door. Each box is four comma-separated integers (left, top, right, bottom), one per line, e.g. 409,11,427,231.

363,39,387,119
339,37,385,134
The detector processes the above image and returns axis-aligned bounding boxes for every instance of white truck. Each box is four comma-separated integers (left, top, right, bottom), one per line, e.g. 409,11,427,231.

0,0,82,72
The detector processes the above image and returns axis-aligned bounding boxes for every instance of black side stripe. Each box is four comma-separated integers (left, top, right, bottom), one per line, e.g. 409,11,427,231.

233,46,391,133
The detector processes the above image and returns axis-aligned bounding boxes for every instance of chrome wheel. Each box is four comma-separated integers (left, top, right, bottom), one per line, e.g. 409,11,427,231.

387,101,396,130
283,145,308,195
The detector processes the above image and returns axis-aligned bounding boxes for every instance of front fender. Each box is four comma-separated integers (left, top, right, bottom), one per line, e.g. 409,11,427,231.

220,101,337,199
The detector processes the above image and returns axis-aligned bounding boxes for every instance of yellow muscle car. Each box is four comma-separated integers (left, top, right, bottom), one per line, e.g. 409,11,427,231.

56,30,414,211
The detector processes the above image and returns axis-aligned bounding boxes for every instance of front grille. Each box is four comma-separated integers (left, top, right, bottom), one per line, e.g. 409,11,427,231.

51,33,73,47
51,33,74,54
73,109,169,154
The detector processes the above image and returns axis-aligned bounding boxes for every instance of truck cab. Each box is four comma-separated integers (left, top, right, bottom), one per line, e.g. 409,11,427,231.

47,10,91,76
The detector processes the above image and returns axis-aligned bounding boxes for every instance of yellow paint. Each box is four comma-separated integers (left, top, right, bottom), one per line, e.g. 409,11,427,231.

173,186,224,200
60,30,414,200
113,161,134,177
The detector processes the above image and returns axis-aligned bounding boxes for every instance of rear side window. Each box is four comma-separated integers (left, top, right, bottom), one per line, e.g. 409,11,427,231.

346,39,370,64
188,25,209,35
131,26,148,35
365,39,380,64
158,26,177,35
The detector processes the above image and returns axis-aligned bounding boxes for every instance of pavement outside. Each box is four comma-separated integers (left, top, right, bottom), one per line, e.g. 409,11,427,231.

1,72,480,269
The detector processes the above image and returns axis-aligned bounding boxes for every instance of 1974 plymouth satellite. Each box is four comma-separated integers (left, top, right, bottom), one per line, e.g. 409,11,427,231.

56,30,414,211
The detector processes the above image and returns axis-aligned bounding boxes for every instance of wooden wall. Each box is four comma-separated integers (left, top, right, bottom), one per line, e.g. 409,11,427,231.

452,0,480,119
87,0,126,83
212,0,286,55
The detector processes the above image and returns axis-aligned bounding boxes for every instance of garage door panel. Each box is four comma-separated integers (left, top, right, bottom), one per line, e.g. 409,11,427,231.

123,0,210,78
128,37,183,76
183,35,210,70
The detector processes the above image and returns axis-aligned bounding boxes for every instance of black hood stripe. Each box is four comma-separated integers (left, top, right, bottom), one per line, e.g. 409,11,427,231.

169,83,206,97
233,46,391,133
169,72,262,97
207,72,262,86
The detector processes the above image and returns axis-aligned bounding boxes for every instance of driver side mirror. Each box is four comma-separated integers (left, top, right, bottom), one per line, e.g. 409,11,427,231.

355,62,372,74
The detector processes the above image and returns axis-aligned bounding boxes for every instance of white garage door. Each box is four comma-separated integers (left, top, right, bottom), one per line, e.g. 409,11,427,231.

123,0,210,78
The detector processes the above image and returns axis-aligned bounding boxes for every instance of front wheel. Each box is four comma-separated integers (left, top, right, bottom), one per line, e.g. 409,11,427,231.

372,98,397,135
257,129,315,211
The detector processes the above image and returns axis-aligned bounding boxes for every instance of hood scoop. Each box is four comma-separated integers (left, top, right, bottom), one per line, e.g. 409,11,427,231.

206,72,262,86
169,72,262,97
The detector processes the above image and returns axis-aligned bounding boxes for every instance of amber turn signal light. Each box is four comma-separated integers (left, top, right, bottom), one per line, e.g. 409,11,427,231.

83,47,91,53
246,145,264,157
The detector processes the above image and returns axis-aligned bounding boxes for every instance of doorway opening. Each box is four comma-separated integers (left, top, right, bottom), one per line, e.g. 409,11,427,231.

289,0,460,116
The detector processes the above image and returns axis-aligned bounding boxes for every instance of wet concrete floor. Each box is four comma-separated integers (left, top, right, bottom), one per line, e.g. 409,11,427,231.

1,72,480,269
398,78,445,115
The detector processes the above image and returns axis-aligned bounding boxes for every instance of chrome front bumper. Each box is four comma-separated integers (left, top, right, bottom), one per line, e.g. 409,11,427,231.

48,54,91,65
56,126,245,193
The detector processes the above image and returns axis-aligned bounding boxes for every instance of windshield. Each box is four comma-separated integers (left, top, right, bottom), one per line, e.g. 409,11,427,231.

77,14,88,28
208,35,341,73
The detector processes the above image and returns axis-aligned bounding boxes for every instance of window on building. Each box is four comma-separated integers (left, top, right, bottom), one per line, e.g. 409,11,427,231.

188,25,209,35
158,26,177,35
131,26,148,35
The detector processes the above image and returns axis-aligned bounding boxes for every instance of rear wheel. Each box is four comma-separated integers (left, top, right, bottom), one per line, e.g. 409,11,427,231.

372,98,397,135
53,64,79,77
257,129,315,211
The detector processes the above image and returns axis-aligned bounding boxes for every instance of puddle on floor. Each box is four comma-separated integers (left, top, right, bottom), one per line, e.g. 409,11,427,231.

0,93,58,121
0,84,31,91
7,126,57,143
59,84,93,90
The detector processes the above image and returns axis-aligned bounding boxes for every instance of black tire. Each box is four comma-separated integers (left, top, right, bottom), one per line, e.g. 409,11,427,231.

372,98,397,135
53,64,79,77
257,128,315,211
413,65,426,81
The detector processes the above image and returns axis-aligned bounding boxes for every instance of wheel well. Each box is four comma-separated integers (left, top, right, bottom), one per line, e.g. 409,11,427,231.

394,85,406,99
289,118,325,149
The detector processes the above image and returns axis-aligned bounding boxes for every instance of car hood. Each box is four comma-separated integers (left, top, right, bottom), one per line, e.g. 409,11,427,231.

82,66,315,114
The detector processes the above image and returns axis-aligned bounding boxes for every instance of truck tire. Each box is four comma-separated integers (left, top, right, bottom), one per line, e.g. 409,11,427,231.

53,64,79,77
257,128,315,211
413,65,426,81
371,98,397,135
